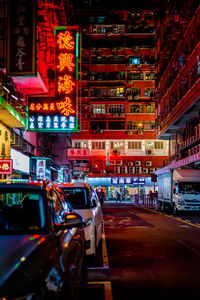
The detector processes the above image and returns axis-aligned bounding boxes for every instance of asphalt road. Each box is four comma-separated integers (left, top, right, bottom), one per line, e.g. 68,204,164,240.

85,203,200,300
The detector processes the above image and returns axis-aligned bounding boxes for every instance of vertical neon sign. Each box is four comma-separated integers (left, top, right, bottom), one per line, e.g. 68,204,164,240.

55,26,79,131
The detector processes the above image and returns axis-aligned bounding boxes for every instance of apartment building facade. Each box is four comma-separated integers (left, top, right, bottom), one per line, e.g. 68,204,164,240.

155,0,200,173
71,2,169,199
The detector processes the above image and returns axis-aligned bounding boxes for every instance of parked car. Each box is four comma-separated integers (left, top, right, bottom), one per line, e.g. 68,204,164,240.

58,183,103,256
0,181,87,300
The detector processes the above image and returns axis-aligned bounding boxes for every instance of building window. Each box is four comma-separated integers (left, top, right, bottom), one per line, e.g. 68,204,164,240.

91,104,106,114
145,72,155,80
74,141,87,149
127,88,140,96
109,104,124,114
154,141,163,149
108,121,125,130
92,141,105,149
110,141,124,150
144,121,155,130
128,141,141,149
145,104,155,113
127,121,143,130
128,72,143,80
129,104,143,113
90,121,106,130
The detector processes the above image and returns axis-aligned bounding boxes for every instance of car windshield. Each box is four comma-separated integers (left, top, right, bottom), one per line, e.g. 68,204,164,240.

61,187,88,209
0,189,46,233
179,182,200,194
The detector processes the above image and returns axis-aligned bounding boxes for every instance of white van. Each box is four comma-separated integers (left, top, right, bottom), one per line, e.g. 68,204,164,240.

58,182,103,256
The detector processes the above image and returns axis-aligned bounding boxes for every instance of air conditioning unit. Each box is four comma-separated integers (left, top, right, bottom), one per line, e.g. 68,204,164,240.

135,167,142,174
97,129,104,133
127,64,133,67
90,76,95,80
146,149,152,155
143,168,149,174
116,160,123,165
128,80,133,84
150,168,156,173
113,149,119,155
135,160,141,166
127,96,133,100
110,160,116,165
129,166,135,174
126,131,133,135
146,161,152,167
134,95,140,100
136,109,141,113
138,130,143,135
128,162,134,166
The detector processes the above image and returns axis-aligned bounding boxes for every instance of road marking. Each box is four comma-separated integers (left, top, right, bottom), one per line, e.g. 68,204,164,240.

177,239,200,256
137,205,200,229
102,223,109,269
88,281,113,300
88,222,109,270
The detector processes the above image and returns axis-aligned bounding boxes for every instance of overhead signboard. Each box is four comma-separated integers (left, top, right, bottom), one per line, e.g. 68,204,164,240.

26,26,79,132
11,148,30,174
7,0,36,76
68,148,90,160
111,177,145,185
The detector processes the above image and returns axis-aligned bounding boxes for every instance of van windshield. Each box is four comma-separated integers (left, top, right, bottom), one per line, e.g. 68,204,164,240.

61,187,88,209
0,189,45,233
179,182,200,194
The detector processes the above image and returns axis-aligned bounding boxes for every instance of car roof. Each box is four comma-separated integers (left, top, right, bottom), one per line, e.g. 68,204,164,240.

0,181,48,190
57,182,90,188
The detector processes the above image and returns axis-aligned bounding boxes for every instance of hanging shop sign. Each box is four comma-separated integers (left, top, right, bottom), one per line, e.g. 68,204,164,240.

0,159,13,175
68,148,90,160
7,0,36,76
26,26,79,132
11,148,30,174
36,159,46,180
111,177,145,185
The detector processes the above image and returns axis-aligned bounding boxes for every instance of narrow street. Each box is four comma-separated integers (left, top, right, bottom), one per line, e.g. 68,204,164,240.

86,203,200,299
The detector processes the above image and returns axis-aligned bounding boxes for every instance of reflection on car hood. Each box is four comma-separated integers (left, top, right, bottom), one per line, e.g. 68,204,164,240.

0,234,46,287
73,209,93,220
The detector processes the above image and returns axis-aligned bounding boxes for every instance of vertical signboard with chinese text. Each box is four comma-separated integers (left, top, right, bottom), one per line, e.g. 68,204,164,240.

7,0,36,76
27,26,79,132
36,159,46,180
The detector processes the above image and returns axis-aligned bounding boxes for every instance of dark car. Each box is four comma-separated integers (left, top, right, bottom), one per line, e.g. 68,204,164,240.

0,181,87,300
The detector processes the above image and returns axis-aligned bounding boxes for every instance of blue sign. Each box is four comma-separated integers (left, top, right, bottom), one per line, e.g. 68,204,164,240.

111,177,145,185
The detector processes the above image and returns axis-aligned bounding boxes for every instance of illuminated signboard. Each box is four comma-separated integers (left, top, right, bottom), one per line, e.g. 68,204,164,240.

11,148,30,174
7,0,36,76
27,26,79,132
111,177,145,185
0,159,13,175
36,159,46,180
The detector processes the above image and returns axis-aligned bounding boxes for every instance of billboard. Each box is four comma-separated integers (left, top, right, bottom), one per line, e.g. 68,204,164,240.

7,0,37,76
27,26,79,132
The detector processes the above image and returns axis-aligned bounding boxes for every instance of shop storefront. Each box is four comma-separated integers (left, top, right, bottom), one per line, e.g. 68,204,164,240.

87,176,157,202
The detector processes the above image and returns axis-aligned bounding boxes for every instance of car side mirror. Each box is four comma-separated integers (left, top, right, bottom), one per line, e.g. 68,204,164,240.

54,212,86,232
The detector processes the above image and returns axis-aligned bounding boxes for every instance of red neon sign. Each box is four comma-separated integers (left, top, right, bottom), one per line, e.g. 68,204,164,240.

56,29,76,118
0,159,13,175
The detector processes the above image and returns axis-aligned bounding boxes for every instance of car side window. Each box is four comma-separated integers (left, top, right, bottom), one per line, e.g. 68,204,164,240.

91,188,97,208
49,189,65,225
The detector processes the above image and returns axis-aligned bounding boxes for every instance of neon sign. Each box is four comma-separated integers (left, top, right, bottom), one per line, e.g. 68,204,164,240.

27,26,79,132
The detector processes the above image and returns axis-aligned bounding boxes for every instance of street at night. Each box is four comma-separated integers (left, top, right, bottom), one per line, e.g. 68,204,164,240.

1,0,200,299
85,203,200,299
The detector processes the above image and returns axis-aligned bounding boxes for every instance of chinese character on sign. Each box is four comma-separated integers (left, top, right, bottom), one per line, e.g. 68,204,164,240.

57,31,75,50
56,97,75,116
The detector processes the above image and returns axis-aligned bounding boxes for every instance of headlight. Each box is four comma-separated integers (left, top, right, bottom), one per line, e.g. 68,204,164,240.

178,199,185,205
